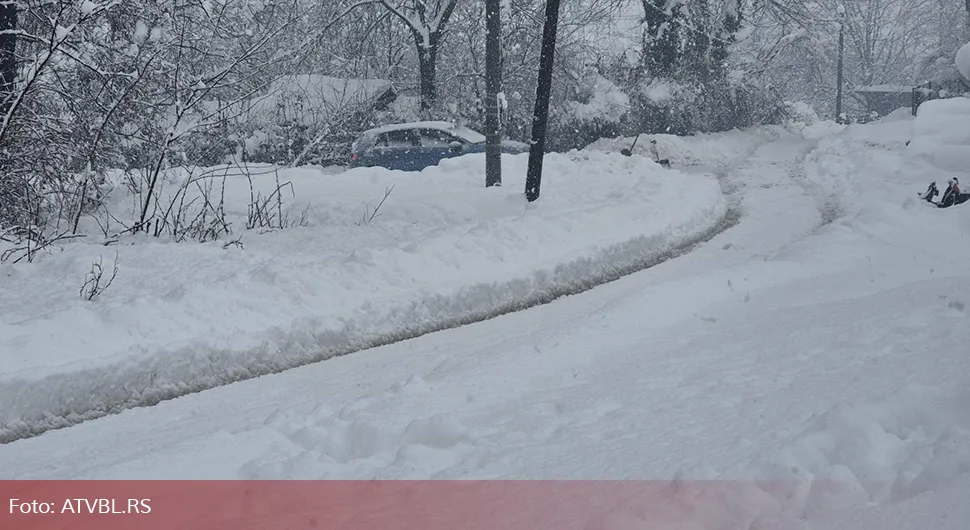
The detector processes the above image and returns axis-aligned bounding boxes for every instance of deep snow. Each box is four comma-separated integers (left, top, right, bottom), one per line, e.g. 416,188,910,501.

2,99,970,528
0,147,730,442
904,97,970,175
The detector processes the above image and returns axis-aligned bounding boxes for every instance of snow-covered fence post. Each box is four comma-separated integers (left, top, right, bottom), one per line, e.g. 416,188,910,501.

525,0,561,202
484,0,502,188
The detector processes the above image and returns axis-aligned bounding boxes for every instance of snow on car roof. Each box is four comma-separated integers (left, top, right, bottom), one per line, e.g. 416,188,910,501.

360,121,487,144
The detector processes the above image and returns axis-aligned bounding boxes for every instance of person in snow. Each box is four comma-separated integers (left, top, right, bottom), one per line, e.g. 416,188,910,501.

650,140,671,168
955,178,970,206
920,182,939,203
938,178,969,208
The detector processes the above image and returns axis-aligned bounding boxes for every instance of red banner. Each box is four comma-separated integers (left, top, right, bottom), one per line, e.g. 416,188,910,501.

0,479,896,530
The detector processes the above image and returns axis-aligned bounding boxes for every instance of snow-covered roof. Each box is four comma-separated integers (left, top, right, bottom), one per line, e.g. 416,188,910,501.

853,84,913,94
244,75,396,126
360,121,487,144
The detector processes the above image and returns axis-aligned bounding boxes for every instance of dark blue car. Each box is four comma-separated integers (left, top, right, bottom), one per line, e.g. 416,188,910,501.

349,121,530,171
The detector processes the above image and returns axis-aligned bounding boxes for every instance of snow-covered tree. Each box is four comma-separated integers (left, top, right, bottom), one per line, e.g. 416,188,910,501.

734,0,968,119
0,0,311,246
375,0,460,112
958,41,970,80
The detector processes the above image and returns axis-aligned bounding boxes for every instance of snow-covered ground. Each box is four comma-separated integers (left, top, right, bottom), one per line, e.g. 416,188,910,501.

0,148,732,442
2,98,970,528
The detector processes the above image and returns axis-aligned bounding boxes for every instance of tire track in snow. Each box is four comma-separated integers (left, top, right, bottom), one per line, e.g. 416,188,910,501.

690,134,843,260
787,141,845,229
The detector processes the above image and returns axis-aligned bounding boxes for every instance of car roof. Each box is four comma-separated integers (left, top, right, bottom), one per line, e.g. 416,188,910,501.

359,121,486,144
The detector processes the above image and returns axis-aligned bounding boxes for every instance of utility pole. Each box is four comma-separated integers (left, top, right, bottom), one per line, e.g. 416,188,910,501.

525,0,561,202
485,0,502,187
835,4,845,124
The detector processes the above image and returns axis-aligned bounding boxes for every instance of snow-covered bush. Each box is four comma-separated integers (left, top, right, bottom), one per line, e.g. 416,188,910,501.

784,101,824,125
0,0,306,252
958,42,970,82
550,75,631,151
623,73,786,137
227,75,401,167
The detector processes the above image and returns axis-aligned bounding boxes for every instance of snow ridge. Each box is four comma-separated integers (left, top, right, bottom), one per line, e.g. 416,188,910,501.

0,204,734,444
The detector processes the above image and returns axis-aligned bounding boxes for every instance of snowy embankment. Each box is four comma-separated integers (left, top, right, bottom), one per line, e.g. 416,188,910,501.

903,96,970,174
0,150,728,442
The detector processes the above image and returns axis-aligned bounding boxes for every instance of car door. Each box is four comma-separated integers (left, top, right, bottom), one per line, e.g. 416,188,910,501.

371,129,421,171
417,128,464,167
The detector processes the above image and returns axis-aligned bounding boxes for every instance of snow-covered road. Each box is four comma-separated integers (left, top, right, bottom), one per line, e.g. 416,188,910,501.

2,110,969,527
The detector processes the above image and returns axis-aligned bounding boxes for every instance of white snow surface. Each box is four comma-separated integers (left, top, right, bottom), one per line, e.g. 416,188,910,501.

957,41,970,82
0,150,727,441
3,106,970,528
905,97,970,177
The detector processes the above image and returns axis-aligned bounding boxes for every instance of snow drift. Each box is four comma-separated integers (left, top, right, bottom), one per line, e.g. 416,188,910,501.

905,97,970,176
0,150,728,442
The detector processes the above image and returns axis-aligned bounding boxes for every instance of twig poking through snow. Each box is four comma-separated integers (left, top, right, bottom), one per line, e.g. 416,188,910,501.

357,185,394,226
79,252,119,301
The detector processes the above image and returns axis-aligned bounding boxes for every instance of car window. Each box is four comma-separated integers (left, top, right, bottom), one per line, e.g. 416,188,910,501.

353,134,378,153
379,130,419,148
418,128,459,147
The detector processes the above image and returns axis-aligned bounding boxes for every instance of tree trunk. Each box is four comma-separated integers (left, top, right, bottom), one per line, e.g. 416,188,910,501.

836,19,844,123
484,0,502,188
379,0,458,115
525,0,561,202
0,2,16,118
417,36,438,112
